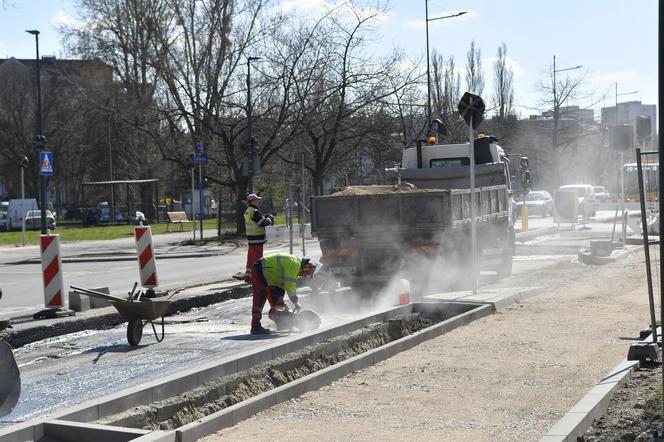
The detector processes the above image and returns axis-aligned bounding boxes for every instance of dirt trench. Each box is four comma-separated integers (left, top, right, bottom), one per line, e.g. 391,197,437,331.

94,313,436,430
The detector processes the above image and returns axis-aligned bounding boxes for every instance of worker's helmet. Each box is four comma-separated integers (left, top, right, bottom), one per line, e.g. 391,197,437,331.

300,258,317,278
246,193,262,203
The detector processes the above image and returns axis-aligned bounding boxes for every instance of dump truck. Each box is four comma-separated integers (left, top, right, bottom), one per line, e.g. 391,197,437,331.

310,136,529,293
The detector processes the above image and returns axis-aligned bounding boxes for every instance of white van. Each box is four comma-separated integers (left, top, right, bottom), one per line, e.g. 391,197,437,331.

7,198,39,230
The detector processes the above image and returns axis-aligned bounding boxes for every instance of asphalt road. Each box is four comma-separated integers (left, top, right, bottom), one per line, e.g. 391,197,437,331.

0,230,319,316
0,213,626,316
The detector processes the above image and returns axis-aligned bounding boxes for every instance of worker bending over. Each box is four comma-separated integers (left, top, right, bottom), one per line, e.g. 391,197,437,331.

250,253,316,335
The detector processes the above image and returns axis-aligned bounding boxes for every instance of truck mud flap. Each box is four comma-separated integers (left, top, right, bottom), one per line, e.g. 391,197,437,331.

0,340,20,417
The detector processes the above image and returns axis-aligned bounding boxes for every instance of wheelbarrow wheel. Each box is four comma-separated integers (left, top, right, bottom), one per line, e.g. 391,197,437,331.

127,318,143,346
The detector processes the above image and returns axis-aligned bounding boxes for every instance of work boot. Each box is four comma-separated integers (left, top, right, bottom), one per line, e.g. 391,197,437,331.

250,326,271,335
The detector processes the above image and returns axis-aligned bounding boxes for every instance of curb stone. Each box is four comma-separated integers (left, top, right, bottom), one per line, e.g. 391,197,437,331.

540,359,640,441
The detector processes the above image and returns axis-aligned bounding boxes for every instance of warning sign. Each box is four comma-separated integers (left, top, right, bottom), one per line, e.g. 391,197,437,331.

39,151,53,176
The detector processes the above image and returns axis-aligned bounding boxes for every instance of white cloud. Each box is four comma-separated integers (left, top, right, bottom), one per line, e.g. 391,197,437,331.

401,9,476,30
483,56,528,79
49,9,81,29
277,0,331,18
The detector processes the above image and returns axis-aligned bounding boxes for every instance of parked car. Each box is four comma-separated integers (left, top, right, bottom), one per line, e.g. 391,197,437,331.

515,190,554,217
592,186,610,202
86,208,101,225
558,184,596,218
24,210,56,230
0,211,8,232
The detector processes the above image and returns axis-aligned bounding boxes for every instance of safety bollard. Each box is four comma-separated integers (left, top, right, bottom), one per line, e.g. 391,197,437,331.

520,206,528,232
135,225,159,289
40,231,65,308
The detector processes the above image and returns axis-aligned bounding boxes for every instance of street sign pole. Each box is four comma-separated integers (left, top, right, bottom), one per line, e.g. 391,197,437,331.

20,166,26,246
191,167,196,241
469,105,477,296
199,164,204,239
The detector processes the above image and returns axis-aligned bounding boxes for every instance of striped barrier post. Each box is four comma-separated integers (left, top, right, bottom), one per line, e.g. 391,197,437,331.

40,232,64,308
135,225,158,289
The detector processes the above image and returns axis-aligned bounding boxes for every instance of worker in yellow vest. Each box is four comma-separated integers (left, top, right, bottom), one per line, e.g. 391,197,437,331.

241,193,274,282
250,253,316,334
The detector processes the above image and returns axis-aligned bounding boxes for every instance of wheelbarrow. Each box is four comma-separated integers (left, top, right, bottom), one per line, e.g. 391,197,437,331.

70,284,182,346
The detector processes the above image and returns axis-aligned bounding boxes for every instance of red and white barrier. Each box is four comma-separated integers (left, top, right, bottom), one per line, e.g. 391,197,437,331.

135,226,158,288
40,233,64,308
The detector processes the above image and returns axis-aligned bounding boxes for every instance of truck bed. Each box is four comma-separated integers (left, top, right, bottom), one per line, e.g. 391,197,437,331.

311,185,508,236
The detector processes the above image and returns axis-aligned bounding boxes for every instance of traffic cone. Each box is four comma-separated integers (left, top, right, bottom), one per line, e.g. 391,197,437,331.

398,279,410,305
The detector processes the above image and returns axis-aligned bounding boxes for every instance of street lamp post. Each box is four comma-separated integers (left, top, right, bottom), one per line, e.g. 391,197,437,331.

551,55,582,187
425,3,466,140
614,84,639,243
26,29,47,234
19,156,28,246
246,56,261,194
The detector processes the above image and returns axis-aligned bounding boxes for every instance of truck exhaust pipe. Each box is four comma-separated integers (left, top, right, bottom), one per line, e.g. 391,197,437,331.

416,140,423,169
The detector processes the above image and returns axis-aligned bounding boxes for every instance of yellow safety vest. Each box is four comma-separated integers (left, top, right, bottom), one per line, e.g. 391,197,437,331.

260,254,302,297
244,206,266,244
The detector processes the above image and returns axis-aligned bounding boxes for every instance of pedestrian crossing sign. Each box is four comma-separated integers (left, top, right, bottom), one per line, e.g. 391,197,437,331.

39,151,53,176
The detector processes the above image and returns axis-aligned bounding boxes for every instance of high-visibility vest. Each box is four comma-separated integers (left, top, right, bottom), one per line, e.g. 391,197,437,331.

244,206,266,244
260,253,302,297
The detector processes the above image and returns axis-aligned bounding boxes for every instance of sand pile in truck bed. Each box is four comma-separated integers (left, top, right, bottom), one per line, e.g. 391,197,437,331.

330,185,442,196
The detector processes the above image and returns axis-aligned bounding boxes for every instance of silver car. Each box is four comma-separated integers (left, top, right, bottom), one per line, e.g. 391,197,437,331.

24,210,56,230
515,191,554,217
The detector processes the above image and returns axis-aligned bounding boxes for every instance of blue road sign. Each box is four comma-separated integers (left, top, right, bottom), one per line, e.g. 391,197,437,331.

39,151,53,176
192,152,208,165
195,142,204,153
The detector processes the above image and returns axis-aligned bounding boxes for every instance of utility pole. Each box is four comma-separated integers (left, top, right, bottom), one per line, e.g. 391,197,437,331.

551,55,582,188
246,56,261,193
424,3,466,140
26,29,47,234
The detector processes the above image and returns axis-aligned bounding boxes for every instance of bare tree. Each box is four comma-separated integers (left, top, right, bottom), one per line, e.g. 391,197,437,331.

537,56,589,188
430,50,464,142
493,42,514,120
465,40,484,96
281,2,411,195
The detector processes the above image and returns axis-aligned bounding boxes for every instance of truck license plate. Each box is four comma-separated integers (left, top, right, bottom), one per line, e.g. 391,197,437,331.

329,266,357,274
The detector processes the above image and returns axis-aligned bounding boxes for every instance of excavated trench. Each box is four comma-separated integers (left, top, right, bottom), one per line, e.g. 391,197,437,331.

95,311,443,431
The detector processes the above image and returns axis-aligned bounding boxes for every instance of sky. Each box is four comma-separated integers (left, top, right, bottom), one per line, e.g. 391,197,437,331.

0,0,658,119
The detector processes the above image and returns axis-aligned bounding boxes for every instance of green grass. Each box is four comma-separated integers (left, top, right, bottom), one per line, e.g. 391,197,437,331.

0,219,229,246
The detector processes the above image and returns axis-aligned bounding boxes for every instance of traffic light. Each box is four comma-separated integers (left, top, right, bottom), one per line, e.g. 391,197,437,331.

636,115,652,141
611,124,634,151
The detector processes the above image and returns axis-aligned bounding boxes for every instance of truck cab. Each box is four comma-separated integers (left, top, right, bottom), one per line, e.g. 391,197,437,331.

401,136,505,170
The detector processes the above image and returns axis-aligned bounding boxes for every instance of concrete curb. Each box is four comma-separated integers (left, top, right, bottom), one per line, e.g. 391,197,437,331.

540,359,640,441
0,302,492,442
